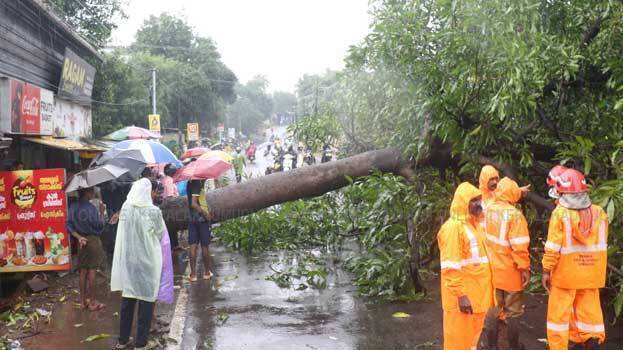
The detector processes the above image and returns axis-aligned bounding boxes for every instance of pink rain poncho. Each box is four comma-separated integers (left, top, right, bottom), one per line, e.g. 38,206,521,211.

111,178,164,302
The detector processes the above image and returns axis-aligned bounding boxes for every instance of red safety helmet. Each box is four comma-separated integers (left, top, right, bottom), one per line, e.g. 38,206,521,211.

547,165,568,187
556,168,588,193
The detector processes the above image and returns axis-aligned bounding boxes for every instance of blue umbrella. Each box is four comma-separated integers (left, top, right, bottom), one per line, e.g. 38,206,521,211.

111,140,181,166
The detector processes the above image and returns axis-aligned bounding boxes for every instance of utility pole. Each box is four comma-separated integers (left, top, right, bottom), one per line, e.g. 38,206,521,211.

313,77,319,117
177,98,183,149
151,68,157,115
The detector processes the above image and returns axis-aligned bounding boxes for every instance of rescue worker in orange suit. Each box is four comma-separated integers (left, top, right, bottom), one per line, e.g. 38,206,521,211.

479,165,500,211
438,182,493,350
542,169,608,350
483,177,530,350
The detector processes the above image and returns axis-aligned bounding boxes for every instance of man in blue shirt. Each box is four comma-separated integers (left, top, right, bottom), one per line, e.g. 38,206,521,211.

67,187,106,311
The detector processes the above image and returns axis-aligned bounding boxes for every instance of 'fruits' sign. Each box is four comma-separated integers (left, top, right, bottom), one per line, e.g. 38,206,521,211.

0,169,69,273
11,176,37,209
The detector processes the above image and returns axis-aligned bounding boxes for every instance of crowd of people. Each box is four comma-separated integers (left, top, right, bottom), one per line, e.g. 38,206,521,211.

263,138,336,175
438,165,608,350
65,165,200,350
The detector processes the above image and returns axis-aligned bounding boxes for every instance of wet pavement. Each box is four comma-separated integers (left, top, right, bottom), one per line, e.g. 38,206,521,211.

16,241,623,350
167,244,444,350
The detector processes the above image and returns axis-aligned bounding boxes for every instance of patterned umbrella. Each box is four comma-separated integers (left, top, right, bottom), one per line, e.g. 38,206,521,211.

181,147,209,160
103,126,162,141
104,140,181,168
172,157,232,182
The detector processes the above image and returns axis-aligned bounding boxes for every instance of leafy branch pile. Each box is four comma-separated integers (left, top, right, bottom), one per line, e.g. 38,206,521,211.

215,173,444,301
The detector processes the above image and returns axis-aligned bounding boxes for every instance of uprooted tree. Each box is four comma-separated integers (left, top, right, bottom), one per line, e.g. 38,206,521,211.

164,0,623,317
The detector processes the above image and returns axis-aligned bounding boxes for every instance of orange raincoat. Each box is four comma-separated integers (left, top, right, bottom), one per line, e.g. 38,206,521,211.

485,177,530,292
479,165,499,210
543,204,608,349
438,182,493,350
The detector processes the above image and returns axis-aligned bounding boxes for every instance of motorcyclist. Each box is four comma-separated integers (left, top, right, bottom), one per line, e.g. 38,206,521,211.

321,144,334,163
304,147,315,166
246,142,257,163
296,142,305,168
281,145,297,171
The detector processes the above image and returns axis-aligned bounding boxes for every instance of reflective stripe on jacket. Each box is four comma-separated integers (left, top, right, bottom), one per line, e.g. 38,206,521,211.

542,205,608,289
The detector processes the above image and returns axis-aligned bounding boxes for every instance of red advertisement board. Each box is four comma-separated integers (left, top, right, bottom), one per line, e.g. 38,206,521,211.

10,79,42,134
0,169,69,272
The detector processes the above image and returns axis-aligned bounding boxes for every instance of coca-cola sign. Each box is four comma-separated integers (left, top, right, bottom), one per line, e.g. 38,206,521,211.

9,79,41,134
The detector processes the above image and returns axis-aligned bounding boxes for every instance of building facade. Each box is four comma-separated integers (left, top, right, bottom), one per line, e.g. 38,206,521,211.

0,0,102,171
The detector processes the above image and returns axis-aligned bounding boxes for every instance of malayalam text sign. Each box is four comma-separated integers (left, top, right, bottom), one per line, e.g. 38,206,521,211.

0,169,69,273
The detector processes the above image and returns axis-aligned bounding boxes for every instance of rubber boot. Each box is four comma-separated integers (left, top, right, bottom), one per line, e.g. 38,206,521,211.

584,338,600,350
479,308,499,350
507,318,523,350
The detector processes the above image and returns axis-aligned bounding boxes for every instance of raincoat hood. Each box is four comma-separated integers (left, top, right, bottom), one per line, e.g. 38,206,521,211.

124,178,153,208
450,182,482,221
495,177,522,204
479,165,500,197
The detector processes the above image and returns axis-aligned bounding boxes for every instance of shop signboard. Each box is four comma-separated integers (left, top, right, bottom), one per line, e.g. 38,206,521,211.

187,123,199,141
40,89,55,135
8,79,41,134
228,127,235,139
0,169,69,273
58,48,96,102
149,114,161,134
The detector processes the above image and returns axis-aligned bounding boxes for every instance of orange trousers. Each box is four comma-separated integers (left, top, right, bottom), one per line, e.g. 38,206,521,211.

443,311,485,350
546,286,605,350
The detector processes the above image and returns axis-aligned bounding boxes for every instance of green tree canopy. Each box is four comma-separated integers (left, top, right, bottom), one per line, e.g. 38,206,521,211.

45,0,125,47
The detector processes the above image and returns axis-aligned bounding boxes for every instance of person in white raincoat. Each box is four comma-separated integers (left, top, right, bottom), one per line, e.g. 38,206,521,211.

111,178,164,350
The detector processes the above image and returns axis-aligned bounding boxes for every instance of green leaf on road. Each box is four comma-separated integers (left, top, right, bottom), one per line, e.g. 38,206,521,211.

81,333,112,343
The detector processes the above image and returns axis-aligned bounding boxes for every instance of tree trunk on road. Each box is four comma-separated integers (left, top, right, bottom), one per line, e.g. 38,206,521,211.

161,147,412,231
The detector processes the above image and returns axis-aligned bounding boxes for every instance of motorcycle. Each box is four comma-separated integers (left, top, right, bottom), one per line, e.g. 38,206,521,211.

282,153,295,172
303,149,316,166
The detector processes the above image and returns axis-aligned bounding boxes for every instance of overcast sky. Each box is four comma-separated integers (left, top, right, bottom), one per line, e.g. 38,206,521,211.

111,0,371,93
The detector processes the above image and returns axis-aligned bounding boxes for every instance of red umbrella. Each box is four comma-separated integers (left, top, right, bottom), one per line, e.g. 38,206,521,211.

181,147,209,160
173,157,232,182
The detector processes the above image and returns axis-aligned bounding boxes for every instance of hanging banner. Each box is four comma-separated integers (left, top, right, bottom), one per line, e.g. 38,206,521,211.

148,114,160,133
187,123,199,141
0,169,69,273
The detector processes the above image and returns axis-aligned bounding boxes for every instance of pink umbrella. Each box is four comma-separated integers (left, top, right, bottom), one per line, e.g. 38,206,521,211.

173,157,232,182
103,126,162,141
181,147,209,160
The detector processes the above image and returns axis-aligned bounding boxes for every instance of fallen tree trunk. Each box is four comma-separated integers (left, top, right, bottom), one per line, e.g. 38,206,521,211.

161,147,412,230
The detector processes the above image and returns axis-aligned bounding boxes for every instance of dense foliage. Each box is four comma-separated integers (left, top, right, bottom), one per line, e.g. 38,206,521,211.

46,0,124,47
332,0,623,310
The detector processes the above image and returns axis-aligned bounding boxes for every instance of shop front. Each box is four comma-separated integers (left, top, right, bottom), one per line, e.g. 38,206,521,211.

0,76,101,172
